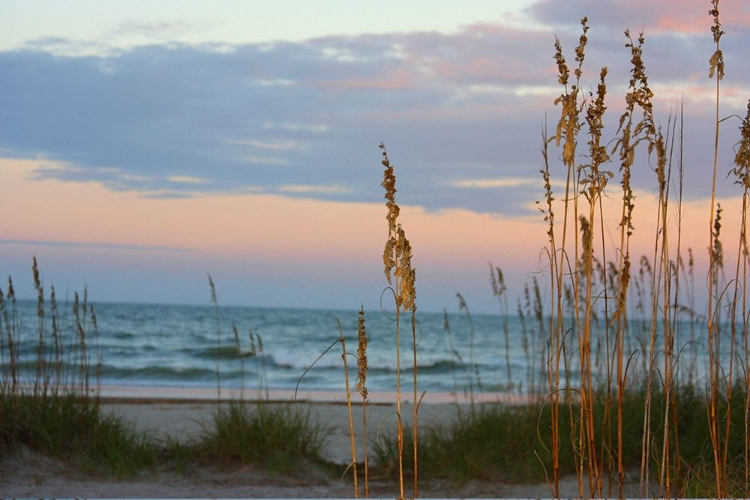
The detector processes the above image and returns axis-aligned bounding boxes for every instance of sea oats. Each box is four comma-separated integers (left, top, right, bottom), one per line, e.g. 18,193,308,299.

355,306,368,400
355,306,370,495
708,0,724,80
379,143,419,497
732,100,750,188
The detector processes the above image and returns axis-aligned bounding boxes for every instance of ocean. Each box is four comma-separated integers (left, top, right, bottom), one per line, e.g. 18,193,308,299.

1,299,726,400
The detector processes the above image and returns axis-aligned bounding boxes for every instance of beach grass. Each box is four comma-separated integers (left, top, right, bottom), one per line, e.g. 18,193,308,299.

195,401,329,472
0,264,162,478
0,265,331,480
0,391,160,477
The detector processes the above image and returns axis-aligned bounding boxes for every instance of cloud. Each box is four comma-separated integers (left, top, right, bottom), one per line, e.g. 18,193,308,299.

224,139,307,151
256,78,296,87
108,19,195,43
524,0,750,34
165,175,207,184
278,184,350,194
261,122,330,133
1,5,748,219
242,156,291,166
18,36,116,57
450,178,537,189
450,177,568,190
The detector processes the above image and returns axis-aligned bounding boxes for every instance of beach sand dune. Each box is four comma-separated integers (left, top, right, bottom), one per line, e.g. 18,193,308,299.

1,393,647,498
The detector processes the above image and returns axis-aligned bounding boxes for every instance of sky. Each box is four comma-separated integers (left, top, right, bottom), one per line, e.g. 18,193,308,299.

1,0,749,314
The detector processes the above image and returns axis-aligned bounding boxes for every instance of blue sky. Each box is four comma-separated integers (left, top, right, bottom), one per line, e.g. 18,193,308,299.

1,1,748,313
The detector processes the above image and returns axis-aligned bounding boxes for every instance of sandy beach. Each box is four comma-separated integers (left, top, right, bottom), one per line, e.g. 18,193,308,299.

1,388,647,498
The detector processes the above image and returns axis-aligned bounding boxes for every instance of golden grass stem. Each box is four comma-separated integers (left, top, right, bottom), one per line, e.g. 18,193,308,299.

540,120,562,497
411,312,419,499
337,320,359,498
707,1,726,496
380,143,417,499
734,99,750,494
392,298,404,499
356,306,370,497
208,274,222,403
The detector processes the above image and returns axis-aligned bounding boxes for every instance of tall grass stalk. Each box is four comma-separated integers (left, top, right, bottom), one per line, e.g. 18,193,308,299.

539,117,564,495
208,274,222,403
490,264,513,392
707,1,726,496
456,292,478,414
74,290,92,399
711,94,750,500
638,54,667,496
610,28,643,495
337,319,359,498
232,326,245,403
255,332,269,400
49,286,62,391
355,306,370,497
654,108,680,497
442,309,461,404
380,143,418,498
530,277,545,398
729,98,750,492
1,278,19,394
661,106,686,497
32,256,46,396
579,62,609,497
518,285,532,391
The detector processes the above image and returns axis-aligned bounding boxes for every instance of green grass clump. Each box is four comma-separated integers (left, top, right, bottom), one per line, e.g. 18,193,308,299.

423,405,549,483
197,401,328,472
376,404,577,485
1,391,159,477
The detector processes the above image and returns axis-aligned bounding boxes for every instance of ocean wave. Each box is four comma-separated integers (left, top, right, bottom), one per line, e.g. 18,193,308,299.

265,351,485,374
98,364,217,381
187,344,264,360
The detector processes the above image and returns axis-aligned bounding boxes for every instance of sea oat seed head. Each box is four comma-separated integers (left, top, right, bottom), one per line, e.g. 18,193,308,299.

356,306,368,399
732,100,750,190
709,0,725,80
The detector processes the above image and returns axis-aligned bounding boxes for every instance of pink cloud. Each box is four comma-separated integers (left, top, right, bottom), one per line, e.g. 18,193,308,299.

653,0,750,34
527,0,749,35
316,66,419,92
411,26,552,85
313,24,554,94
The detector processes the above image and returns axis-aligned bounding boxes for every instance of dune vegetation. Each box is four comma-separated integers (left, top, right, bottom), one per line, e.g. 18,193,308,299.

0,263,329,478
339,3,750,498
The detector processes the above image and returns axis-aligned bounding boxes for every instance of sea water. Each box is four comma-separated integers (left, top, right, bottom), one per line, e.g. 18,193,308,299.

1,299,727,398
